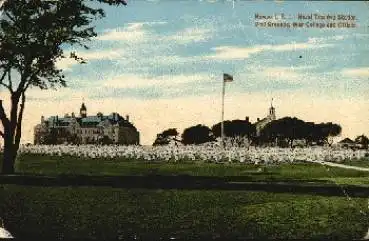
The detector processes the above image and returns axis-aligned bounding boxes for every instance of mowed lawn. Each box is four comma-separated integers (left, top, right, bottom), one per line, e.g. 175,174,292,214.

13,154,369,185
0,153,368,240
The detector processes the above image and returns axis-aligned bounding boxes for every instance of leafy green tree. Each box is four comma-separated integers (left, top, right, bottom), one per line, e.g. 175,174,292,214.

0,0,127,173
181,124,214,145
260,117,306,148
260,118,341,148
355,135,369,149
153,128,179,146
212,119,255,138
314,122,342,146
212,119,255,146
299,122,341,146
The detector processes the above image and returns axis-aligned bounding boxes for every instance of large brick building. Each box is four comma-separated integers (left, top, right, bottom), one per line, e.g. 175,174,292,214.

34,103,140,145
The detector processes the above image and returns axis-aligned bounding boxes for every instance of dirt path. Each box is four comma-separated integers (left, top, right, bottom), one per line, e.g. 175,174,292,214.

307,160,369,172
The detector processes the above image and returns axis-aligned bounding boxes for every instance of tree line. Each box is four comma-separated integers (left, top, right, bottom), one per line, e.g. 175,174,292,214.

153,117,367,149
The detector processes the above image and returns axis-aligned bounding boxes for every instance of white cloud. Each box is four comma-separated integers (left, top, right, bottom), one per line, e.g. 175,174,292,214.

137,21,167,26
145,55,201,66
55,58,78,71
341,67,369,77
164,27,214,44
26,87,87,101
96,21,166,42
80,50,123,60
56,23,214,71
206,42,332,60
271,42,330,51
56,49,124,70
207,46,264,60
103,73,213,88
308,35,347,44
96,28,145,42
260,67,301,82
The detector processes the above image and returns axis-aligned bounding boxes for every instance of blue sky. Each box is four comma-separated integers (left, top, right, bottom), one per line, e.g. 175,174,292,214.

54,0,369,100
2,0,369,145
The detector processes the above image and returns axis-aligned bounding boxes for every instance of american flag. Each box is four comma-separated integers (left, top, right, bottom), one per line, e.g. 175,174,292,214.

223,73,233,82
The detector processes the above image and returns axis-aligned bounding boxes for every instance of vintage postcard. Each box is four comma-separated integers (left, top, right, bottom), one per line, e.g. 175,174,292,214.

0,0,368,240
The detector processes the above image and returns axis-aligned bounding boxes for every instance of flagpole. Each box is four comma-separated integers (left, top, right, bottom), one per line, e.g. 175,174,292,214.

221,77,225,148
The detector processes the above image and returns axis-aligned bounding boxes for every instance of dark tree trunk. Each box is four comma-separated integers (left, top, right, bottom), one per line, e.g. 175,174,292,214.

2,137,16,174
0,93,25,174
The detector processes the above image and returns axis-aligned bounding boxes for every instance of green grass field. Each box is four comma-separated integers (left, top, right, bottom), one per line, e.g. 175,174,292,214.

12,154,369,185
0,153,369,240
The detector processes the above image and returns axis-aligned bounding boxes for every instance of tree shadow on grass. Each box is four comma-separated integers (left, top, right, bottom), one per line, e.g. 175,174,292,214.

0,173,368,197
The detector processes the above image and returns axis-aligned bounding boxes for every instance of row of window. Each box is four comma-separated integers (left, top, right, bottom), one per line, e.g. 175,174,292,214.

75,129,118,135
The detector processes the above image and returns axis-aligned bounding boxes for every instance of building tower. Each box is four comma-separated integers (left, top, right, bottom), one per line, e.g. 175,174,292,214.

80,103,87,118
268,98,276,120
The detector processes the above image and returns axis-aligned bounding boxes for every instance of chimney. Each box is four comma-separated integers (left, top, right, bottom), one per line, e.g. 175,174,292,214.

257,118,260,122
245,116,249,122
126,115,129,122
41,116,45,123
71,112,75,118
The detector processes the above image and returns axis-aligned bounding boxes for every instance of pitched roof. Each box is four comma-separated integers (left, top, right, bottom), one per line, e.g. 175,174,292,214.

118,120,136,129
44,112,137,130
339,138,355,144
48,116,74,123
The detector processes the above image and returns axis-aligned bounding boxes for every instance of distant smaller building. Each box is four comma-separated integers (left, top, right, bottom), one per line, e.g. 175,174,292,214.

34,103,140,145
254,101,276,136
337,138,359,149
